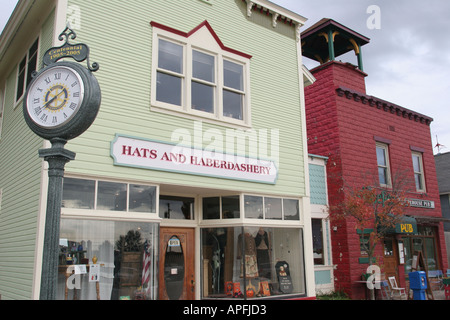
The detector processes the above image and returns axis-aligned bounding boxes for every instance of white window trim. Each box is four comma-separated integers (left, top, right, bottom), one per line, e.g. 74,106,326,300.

151,22,252,128
412,151,426,193
60,176,161,223
14,38,40,108
376,143,392,188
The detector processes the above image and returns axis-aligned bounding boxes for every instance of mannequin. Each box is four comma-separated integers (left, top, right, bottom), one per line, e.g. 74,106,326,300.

254,228,271,279
237,232,259,278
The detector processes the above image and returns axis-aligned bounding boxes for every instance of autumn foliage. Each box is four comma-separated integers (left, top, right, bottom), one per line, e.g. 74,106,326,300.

329,185,409,265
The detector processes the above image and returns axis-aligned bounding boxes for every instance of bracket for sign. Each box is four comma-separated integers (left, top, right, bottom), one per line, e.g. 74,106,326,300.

43,23,99,72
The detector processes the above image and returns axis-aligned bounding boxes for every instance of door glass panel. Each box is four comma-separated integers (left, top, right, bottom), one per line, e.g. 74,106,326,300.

164,236,185,300
424,238,437,270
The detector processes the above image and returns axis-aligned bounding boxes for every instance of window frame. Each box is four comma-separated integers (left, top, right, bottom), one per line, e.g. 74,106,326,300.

311,218,325,265
376,143,392,188
15,38,39,105
151,22,252,127
0,86,4,139
412,151,426,192
61,177,160,220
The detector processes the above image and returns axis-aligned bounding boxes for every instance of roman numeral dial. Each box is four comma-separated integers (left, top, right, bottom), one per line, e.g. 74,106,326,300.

25,65,84,128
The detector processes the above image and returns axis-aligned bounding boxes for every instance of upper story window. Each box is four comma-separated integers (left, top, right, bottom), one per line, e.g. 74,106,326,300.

412,152,426,192
151,21,252,127
376,143,391,187
16,38,39,102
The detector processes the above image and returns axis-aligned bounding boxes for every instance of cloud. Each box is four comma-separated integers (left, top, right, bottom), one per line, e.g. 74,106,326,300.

273,0,450,153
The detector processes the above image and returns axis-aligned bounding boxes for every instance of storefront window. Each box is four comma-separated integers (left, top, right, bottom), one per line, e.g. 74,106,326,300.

129,185,157,213
203,197,221,220
201,227,305,299
58,219,159,300
244,195,300,221
222,196,240,219
403,226,439,274
62,178,95,209
202,196,240,220
264,197,282,220
62,178,157,214
97,181,127,211
244,196,263,219
159,195,194,220
283,199,300,220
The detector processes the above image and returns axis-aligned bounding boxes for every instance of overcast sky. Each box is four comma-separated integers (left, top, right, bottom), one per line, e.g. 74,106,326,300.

1,0,449,154
273,0,450,155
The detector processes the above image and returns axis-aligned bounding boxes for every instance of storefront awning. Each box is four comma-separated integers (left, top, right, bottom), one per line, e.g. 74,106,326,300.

385,216,418,235
395,216,418,234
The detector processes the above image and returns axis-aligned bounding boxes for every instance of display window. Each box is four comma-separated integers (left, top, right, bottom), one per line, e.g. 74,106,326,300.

58,219,159,300
201,226,306,299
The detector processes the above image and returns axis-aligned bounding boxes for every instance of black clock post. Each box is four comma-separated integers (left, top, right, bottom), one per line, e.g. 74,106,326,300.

22,24,101,300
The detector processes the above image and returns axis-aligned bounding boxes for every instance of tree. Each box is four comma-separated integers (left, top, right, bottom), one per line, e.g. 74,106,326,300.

329,179,410,299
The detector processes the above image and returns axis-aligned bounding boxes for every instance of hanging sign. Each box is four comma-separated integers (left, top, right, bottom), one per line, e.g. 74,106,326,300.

111,135,278,184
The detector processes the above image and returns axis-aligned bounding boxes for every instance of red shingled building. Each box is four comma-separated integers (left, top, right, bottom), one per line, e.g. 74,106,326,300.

302,19,448,299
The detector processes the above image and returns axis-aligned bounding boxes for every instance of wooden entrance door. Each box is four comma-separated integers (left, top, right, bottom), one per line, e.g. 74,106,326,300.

383,238,398,281
159,227,195,300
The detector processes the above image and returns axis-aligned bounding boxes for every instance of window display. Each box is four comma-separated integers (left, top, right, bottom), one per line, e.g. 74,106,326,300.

58,219,159,300
201,227,305,299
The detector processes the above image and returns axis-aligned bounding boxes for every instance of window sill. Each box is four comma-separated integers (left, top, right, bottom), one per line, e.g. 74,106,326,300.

150,104,252,130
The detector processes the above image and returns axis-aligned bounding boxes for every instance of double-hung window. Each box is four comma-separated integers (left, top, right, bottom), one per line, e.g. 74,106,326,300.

412,152,426,192
16,38,39,103
376,143,391,187
151,21,251,126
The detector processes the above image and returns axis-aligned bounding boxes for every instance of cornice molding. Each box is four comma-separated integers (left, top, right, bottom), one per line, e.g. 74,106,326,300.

336,86,433,126
244,0,307,42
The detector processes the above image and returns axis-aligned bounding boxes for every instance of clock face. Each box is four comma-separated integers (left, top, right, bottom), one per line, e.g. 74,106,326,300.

26,66,84,128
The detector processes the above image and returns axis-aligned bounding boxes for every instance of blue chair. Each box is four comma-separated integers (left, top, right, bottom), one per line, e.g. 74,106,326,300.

379,280,392,300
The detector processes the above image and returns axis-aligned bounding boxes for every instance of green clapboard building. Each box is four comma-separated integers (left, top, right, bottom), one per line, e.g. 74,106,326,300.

0,0,317,300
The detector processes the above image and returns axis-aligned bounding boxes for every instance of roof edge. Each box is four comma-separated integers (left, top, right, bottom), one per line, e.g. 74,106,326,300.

336,86,433,125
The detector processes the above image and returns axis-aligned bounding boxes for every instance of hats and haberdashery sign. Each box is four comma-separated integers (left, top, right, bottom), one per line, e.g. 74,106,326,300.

111,134,278,184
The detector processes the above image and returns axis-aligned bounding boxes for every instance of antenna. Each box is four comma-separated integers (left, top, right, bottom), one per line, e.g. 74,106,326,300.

434,135,445,153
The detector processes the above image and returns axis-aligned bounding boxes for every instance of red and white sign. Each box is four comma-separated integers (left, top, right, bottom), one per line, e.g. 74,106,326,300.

111,135,277,184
